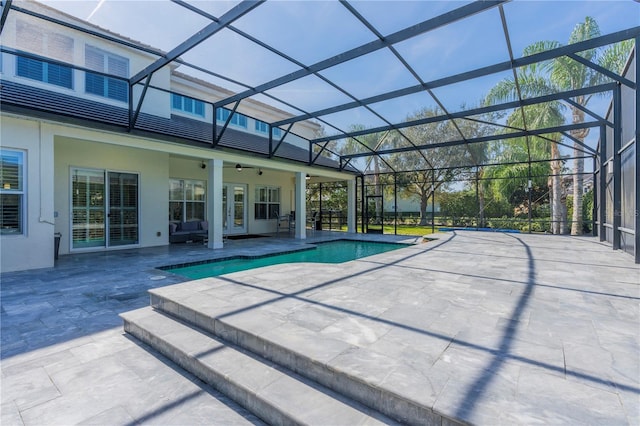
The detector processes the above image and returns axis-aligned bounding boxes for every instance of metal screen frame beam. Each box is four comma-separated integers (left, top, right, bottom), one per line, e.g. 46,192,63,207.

10,1,319,141
129,0,262,86
564,98,612,127
559,131,598,155
567,52,636,89
171,0,374,161
0,0,12,35
612,84,622,250
9,4,162,56
213,102,241,147
598,125,607,241
129,74,152,130
312,83,615,144
635,40,639,263
274,27,639,128
269,124,293,158
340,0,440,170
341,121,602,159
215,1,506,107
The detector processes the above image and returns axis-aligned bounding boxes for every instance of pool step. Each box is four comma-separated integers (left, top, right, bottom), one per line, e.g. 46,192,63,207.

141,284,463,425
121,307,395,425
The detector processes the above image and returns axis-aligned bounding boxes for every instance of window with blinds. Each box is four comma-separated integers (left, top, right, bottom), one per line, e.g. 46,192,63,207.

169,178,206,222
0,150,25,235
85,45,129,102
216,108,248,128
108,172,139,246
255,120,282,138
171,93,205,117
254,186,280,220
15,20,73,89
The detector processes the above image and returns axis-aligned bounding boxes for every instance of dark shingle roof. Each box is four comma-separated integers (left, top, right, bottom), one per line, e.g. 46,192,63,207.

0,80,356,172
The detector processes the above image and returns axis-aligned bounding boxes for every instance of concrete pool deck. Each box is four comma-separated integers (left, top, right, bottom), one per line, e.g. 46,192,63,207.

1,231,639,424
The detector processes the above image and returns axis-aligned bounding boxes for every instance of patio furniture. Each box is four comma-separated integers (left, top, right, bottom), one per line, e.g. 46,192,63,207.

307,211,319,236
169,220,208,243
275,212,294,236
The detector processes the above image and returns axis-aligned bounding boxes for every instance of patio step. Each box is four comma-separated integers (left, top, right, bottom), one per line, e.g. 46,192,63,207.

143,286,464,426
121,307,395,426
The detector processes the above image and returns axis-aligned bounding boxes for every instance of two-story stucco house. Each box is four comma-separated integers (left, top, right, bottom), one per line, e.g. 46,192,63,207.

0,0,359,272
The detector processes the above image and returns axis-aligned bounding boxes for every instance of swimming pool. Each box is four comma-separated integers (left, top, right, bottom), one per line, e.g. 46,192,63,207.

164,240,409,279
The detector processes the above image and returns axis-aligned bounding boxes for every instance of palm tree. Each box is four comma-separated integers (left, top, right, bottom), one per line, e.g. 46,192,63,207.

485,69,567,233
486,17,633,234
483,104,563,232
533,18,632,235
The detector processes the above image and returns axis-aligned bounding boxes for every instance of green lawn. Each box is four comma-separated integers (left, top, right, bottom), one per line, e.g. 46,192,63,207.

338,224,439,235
383,225,438,235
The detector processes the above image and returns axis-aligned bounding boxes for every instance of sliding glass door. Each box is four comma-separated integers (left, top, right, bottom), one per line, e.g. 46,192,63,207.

108,172,139,246
72,168,139,250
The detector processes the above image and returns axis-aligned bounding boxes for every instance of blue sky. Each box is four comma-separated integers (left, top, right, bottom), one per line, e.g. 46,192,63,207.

41,0,639,150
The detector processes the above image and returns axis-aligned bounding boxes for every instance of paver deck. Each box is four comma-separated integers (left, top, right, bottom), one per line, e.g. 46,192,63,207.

1,231,638,424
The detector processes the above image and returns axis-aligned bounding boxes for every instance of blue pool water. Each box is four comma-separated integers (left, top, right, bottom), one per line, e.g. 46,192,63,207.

166,240,408,279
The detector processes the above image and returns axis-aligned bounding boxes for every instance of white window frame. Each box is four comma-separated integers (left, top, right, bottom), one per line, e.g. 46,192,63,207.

0,149,26,236
254,185,280,220
216,108,248,129
254,120,283,138
84,45,129,102
255,120,269,134
171,93,205,118
169,178,207,222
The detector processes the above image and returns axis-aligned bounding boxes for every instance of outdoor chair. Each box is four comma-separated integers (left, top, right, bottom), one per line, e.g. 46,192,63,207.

275,212,294,236
307,211,319,236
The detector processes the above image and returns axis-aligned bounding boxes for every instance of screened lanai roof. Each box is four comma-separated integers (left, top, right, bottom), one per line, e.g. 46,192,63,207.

1,0,638,175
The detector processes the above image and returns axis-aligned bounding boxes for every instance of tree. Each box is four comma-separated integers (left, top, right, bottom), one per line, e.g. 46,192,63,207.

456,114,490,227
485,18,632,234
530,18,632,235
385,107,490,226
485,62,567,233
339,125,391,224
439,191,477,226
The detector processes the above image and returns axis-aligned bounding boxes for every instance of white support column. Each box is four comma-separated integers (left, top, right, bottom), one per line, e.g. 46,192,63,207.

295,172,306,239
207,159,224,249
347,178,356,233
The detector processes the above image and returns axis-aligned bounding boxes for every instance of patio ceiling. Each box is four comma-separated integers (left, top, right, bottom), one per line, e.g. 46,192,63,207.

1,0,638,175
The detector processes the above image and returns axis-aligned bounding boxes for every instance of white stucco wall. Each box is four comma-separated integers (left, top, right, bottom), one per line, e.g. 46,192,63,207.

0,116,55,272
1,8,171,118
54,136,169,255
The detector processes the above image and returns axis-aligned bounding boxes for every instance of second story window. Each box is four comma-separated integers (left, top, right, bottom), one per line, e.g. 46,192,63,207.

85,46,128,102
255,120,269,134
255,120,282,138
171,93,205,117
216,108,247,129
16,20,73,89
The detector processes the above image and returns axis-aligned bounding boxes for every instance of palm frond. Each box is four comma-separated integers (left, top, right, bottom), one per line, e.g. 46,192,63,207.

599,40,634,75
